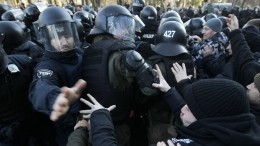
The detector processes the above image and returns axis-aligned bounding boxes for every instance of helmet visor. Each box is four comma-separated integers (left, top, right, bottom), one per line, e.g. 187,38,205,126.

40,22,79,52
107,15,135,41
132,14,145,32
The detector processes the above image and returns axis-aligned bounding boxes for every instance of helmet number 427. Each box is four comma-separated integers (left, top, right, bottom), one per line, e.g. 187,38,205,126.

163,30,176,38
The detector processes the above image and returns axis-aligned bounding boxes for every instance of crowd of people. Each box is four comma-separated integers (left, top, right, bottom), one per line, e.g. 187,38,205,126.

0,0,260,146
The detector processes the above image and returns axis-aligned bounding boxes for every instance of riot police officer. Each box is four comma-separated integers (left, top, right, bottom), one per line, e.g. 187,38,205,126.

83,4,158,146
0,21,44,65
23,2,48,48
140,5,159,44
0,35,55,145
29,7,85,146
136,21,195,145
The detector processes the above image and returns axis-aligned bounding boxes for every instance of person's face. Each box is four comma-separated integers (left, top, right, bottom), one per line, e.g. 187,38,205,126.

247,82,260,105
50,35,74,52
226,43,232,55
180,105,197,127
202,26,216,40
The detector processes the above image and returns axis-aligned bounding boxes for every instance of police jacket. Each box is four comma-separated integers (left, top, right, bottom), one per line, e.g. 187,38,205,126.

82,39,136,124
0,55,33,124
10,41,44,64
29,49,83,117
140,20,158,45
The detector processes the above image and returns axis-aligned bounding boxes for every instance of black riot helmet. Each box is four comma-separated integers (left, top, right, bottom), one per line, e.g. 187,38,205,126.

0,4,12,20
218,16,228,28
74,20,85,42
204,13,217,22
189,17,205,36
160,10,181,25
1,9,24,22
24,2,48,22
89,10,97,22
160,16,183,26
132,0,145,14
14,21,31,41
140,5,157,22
161,10,181,19
154,21,188,56
64,4,75,13
38,7,79,52
0,33,7,74
0,21,26,52
88,5,137,42
73,11,93,30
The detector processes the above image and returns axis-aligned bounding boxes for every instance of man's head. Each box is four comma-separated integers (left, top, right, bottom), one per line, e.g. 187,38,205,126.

247,73,260,106
181,79,250,127
38,7,79,52
202,18,222,40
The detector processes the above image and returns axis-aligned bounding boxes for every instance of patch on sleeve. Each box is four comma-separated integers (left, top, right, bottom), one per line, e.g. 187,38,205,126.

37,69,53,78
7,64,20,73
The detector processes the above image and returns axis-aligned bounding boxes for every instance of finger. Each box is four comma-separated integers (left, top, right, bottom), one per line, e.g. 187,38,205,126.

167,139,175,146
73,79,87,94
87,94,100,106
172,63,179,72
80,98,94,108
152,83,160,88
171,66,177,75
50,111,63,121
83,114,91,119
187,75,193,79
155,64,163,78
79,109,92,114
176,143,182,146
182,63,186,72
175,62,183,71
157,142,163,146
107,105,116,111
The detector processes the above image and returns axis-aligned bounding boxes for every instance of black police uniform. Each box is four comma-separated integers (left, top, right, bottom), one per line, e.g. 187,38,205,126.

29,49,83,145
140,21,158,45
0,55,55,145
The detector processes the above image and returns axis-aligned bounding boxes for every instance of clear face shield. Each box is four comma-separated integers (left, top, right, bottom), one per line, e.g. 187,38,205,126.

107,15,136,41
40,22,80,52
132,14,145,33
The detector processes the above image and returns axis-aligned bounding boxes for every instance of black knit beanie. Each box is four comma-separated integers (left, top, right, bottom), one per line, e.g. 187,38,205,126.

183,79,250,120
254,73,260,92
204,18,223,33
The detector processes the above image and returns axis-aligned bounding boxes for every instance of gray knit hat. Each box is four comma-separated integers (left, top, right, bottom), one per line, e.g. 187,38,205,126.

204,18,223,33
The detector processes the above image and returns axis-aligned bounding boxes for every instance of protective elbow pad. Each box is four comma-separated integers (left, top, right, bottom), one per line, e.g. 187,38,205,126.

125,50,159,95
125,50,144,71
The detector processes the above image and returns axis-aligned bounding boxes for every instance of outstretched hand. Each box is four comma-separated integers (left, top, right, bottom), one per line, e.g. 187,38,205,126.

171,63,192,83
50,79,87,121
80,94,116,119
152,64,171,93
